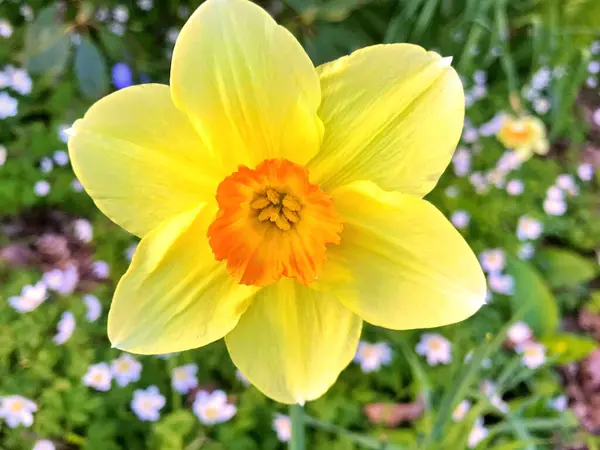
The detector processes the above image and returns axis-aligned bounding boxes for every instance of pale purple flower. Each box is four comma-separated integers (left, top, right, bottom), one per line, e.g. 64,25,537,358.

451,210,470,229
83,363,112,391
577,163,594,181
416,334,452,366
33,180,50,197
517,215,543,241
53,311,75,345
452,147,471,176
0,91,18,118
468,417,489,448
171,364,198,394
354,341,392,373
193,390,236,425
33,440,55,450
488,273,514,295
506,179,524,196
518,243,535,260
52,150,69,166
111,354,142,387
40,157,53,173
92,261,109,279
131,386,165,421
273,413,291,442
83,294,102,322
479,249,505,274
43,265,79,295
544,197,567,216
9,282,47,312
0,395,37,428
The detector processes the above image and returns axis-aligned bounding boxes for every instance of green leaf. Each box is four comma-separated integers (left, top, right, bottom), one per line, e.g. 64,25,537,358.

22,5,71,76
506,259,560,337
151,410,196,450
539,333,598,364
537,248,598,289
74,37,109,99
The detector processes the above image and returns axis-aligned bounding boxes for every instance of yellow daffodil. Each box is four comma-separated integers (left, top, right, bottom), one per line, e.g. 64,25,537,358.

496,114,549,160
68,0,486,404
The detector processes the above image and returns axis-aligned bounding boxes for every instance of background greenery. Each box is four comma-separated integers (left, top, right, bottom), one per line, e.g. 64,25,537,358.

1,0,600,449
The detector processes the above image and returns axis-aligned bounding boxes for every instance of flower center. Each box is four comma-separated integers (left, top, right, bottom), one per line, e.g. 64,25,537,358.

208,159,343,287
10,401,23,412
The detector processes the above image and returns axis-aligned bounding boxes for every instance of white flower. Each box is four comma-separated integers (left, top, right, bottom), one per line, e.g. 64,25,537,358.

506,179,524,196
577,163,594,181
479,249,506,274
273,413,291,442
415,334,452,366
58,124,71,143
549,395,568,412
353,341,392,373
451,210,470,229
0,395,37,428
125,243,138,261
517,342,546,369
71,179,84,192
469,172,488,194
83,363,112,391
534,98,550,115
589,61,600,74
52,150,69,166
507,321,533,346
0,144,6,166
193,390,236,425
236,370,251,387
40,157,53,173
20,5,33,21
468,417,489,448
137,0,153,11
109,22,125,36
166,27,180,44
131,386,165,422
591,77,600,88
496,150,523,173
543,197,566,216
53,311,76,345
83,294,102,322
462,127,478,143
33,440,55,450
473,70,487,85
73,218,93,243
593,107,600,127
92,261,110,279
556,174,579,196
518,243,535,260
171,364,198,394
34,180,50,197
0,18,13,38
9,68,32,95
9,282,47,312
95,7,109,21
43,266,79,296
112,5,130,23
488,273,514,295
517,215,543,241
452,400,471,422
111,354,142,387
531,67,551,90
452,147,471,176
0,91,18,118
479,113,504,136
480,381,508,413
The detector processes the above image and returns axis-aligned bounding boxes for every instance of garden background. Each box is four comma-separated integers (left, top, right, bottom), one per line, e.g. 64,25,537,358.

1,0,600,449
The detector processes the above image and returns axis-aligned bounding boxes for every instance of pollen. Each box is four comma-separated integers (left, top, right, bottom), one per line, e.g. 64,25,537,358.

207,159,343,287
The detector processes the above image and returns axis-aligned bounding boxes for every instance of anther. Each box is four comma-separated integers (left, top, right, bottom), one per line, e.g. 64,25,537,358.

282,195,301,211
250,197,271,209
266,188,281,205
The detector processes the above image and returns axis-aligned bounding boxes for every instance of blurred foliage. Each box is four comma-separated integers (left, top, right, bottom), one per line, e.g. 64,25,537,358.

0,0,599,449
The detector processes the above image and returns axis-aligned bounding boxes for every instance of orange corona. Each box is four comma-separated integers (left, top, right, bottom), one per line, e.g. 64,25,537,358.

207,159,343,287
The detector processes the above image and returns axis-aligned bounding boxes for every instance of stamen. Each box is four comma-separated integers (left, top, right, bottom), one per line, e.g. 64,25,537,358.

282,196,301,211
282,207,299,223
266,188,281,204
250,197,270,209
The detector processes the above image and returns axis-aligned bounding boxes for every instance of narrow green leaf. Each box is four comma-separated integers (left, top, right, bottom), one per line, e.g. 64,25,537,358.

539,332,598,364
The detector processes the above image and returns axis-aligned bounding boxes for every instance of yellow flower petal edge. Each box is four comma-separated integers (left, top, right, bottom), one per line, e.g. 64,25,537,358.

170,0,323,173
225,278,362,404
308,44,464,196
109,203,259,354
318,180,487,330
68,84,221,237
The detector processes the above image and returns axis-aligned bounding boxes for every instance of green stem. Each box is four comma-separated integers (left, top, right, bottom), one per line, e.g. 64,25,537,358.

289,403,306,450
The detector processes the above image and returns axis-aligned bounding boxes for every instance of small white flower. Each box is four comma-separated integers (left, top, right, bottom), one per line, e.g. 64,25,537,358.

236,370,251,386
534,98,550,115
53,311,76,345
9,282,47,313
137,0,153,11
92,261,110,279
451,210,470,229
0,91,18,118
506,179,524,196
518,242,535,260
83,294,102,322
193,390,237,425
73,218,93,243
40,157,53,173
0,395,37,428
171,364,198,394
543,197,567,216
83,363,112,391
495,150,523,173
415,334,452,366
125,243,138,261
131,386,165,421
468,417,489,448
531,67,551,90
517,215,543,241
33,439,55,450
112,5,130,23
479,114,504,136
353,341,392,373
58,124,71,143
273,413,291,442
549,395,568,412
9,68,32,95
479,249,505,274
43,266,79,296
593,107,600,127
452,148,471,176
52,150,69,166
488,273,514,295
506,321,533,346
589,61,600,74
577,163,594,181
166,27,180,44
0,18,13,38
445,185,460,197
95,7,110,21
462,127,478,143
109,22,125,36
587,76,598,88
452,400,471,422
20,5,33,21
71,179,84,192
0,144,6,166
556,174,579,196
517,342,546,369
34,180,50,197
480,380,508,413
111,354,142,387
546,185,564,200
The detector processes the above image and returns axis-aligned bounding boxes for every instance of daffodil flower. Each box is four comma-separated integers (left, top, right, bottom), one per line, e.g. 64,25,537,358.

68,0,486,404
496,114,549,160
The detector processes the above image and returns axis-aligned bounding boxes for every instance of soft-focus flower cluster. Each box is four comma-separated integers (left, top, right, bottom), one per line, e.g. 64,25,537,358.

354,341,393,373
416,333,452,366
193,390,237,425
480,248,513,296
506,321,547,369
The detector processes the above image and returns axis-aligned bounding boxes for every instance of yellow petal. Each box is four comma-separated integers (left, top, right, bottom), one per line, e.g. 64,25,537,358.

308,44,463,196
170,0,323,172
225,278,362,404
321,181,486,330
69,84,221,237
108,204,258,354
